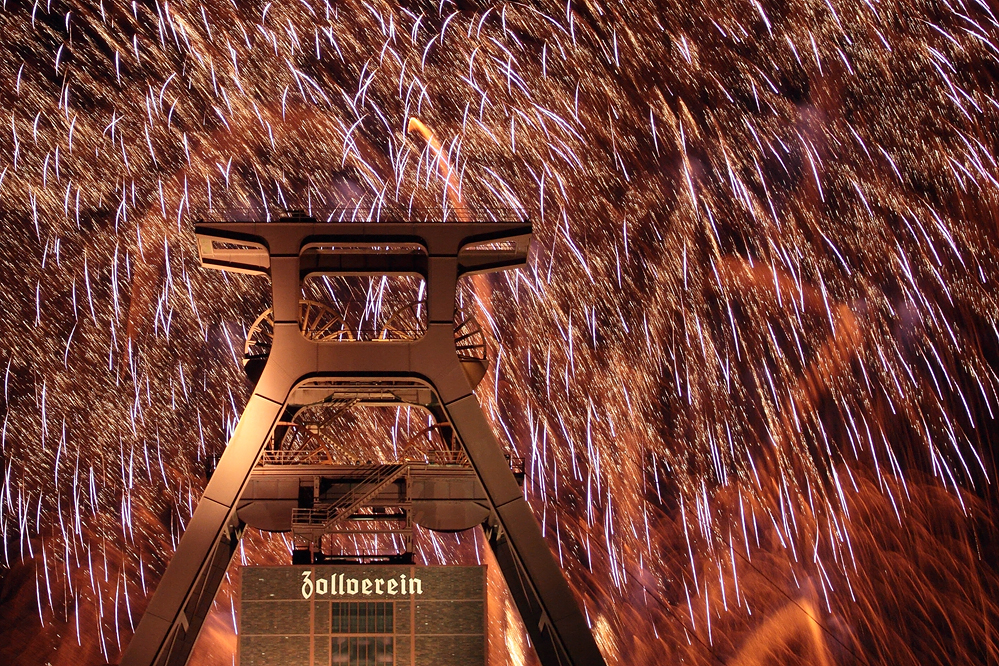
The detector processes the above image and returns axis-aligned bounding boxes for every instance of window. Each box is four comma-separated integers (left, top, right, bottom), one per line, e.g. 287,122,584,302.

330,638,392,665
331,602,394,634
331,602,394,665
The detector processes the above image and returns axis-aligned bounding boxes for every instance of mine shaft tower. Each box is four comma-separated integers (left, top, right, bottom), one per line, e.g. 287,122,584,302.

120,211,606,666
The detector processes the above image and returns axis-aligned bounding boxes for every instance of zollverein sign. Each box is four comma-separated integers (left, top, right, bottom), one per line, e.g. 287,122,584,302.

299,569,424,598
239,565,486,666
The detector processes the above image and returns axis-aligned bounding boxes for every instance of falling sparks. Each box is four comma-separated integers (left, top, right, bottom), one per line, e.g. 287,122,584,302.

1,1,999,665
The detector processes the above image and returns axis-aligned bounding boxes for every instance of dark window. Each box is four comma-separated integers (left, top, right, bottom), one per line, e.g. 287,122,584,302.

331,637,393,665
331,602,394,634
330,602,394,665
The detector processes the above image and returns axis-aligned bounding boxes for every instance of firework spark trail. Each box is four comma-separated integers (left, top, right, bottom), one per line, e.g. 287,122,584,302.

407,116,469,220
1,1,999,665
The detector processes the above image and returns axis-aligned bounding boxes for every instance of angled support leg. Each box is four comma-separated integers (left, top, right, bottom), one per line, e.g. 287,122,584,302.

120,383,292,666
443,395,606,666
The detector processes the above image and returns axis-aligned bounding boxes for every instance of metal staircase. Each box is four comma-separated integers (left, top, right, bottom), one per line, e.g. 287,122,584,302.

291,463,410,540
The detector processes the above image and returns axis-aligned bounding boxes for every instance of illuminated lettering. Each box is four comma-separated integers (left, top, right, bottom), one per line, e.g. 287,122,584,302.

296,570,424,598
301,571,313,600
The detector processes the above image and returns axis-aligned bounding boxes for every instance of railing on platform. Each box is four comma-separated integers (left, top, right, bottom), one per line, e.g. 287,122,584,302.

258,450,336,465
256,447,524,476
193,205,528,224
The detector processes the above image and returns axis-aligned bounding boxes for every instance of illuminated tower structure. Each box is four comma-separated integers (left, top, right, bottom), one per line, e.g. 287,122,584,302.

120,211,607,666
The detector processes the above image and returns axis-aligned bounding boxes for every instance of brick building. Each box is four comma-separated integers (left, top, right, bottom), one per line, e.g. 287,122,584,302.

239,565,486,666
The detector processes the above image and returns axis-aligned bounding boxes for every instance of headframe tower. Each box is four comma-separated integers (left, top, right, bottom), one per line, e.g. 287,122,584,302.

120,209,607,666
